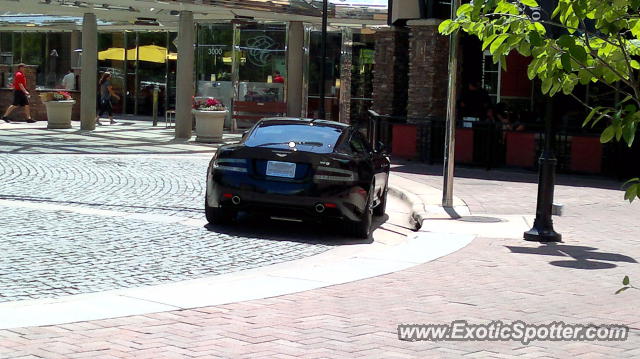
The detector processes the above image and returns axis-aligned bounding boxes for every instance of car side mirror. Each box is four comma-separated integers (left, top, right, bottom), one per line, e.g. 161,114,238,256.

241,130,249,140
375,141,387,154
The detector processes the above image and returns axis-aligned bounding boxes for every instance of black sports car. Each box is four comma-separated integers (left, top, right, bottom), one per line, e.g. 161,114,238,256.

205,118,390,238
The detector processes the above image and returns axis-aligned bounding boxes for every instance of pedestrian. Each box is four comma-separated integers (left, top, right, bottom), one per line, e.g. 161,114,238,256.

273,70,285,84
2,63,35,123
61,68,75,90
95,72,120,126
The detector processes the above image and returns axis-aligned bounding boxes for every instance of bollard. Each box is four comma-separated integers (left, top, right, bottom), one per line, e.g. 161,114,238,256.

152,86,159,126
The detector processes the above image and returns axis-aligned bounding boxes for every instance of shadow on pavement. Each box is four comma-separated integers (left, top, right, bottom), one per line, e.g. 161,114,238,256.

391,161,626,191
506,243,637,269
205,212,383,246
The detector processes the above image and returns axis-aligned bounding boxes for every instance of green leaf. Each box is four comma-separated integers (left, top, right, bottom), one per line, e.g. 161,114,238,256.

483,34,498,50
623,178,640,186
541,78,552,94
561,53,573,72
456,3,473,16
519,0,538,7
600,126,616,143
557,35,575,49
583,107,602,127
631,60,640,70
528,31,543,47
490,34,509,54
626,184,640,203
622,125,636,146
569,45,588,63
623,276,630,286
438,20,454,34
615,287,629,294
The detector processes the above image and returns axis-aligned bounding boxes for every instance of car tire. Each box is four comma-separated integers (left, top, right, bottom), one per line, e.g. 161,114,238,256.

205,198,235,225
348,183,374,239
373,184,388,217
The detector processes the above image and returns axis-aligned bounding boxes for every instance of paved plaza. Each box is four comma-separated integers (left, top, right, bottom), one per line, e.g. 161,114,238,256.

0,120,639,358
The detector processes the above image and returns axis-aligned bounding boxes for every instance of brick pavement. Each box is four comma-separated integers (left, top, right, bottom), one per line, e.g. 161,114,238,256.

1,163,638,358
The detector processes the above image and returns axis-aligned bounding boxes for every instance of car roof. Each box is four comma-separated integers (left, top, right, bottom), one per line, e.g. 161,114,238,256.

258,117,350,130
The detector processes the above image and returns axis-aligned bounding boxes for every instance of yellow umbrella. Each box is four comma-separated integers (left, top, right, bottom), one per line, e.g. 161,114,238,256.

126,45,168,63
98,47,125,61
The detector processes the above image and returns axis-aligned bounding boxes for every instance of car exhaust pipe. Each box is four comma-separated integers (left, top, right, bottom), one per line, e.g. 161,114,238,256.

315,203,325,213
231,196,241,205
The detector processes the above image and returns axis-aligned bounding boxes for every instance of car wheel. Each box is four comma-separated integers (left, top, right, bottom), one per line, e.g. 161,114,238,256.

348,183,374,239
205,198,235,225
373,184,388,217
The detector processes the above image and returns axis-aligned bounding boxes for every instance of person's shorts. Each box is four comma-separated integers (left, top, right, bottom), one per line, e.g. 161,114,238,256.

12,90,29,106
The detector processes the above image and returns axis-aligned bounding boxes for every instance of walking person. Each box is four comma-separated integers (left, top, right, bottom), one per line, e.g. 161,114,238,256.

95,72,120,126
2,63,35,123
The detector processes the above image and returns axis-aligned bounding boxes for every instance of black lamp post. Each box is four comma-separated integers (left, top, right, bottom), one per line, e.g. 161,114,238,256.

318,0,328,120
523,0,562,242
524,100,562,242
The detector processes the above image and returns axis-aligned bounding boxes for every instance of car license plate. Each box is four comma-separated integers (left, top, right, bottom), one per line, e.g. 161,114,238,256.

266,161,296,178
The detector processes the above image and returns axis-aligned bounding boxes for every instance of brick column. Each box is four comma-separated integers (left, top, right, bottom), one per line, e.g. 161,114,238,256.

371,27,409,117
407,20,449,161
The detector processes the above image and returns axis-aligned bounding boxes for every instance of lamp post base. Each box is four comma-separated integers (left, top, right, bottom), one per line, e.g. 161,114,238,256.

524,223,562,242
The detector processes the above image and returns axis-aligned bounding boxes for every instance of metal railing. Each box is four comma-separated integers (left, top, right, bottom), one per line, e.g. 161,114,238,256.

365,110,640,178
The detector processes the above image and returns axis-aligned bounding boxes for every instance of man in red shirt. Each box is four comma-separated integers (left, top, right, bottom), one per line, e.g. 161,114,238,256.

2,63,34,123
273,70,285,84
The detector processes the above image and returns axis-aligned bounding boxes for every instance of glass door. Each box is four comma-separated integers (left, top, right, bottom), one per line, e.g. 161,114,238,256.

234,22,287,129
196,23,234,127
305,25,342,121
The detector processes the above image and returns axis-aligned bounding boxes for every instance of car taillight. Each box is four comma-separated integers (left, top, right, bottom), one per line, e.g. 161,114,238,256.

313,166,357,182
213,158,248,173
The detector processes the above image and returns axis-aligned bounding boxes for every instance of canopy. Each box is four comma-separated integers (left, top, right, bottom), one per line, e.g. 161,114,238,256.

98,45,171,63
97,47,125,61
127,45,168,64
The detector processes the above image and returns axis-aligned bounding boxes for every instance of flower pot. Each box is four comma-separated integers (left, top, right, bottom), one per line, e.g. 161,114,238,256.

193,109,227,143
45,100,76,129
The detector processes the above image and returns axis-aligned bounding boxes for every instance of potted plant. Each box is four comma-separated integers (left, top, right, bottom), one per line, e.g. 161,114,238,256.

44,91,75,129
192,97,227,143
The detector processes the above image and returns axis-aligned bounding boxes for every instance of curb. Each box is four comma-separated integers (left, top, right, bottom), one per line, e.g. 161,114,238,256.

388,185,427,230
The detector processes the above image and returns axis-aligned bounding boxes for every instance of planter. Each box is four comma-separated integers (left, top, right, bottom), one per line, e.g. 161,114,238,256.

193,109,227,143
45,100,76,129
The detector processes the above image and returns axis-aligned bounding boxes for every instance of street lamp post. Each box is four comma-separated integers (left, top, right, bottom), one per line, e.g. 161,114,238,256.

524,0,562,242
442,0,461,208
524,100,562,242
318,0,328,120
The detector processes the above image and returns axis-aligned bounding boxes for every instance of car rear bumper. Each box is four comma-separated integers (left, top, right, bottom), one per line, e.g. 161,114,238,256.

207,174,367,222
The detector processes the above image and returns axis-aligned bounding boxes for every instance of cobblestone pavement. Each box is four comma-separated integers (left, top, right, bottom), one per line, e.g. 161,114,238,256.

0,154,210,218
1,163,638,358
0,153,334,303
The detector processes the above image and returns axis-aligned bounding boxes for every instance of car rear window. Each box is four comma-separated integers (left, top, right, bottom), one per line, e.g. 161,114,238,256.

245,123,343,154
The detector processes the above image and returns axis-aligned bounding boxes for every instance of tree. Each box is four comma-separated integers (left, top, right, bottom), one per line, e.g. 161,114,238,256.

439,0,640,202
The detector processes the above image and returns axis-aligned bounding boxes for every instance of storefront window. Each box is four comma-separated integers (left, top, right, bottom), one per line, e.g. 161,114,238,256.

98,32,126,113
350,31,375,125
307,29,342,121
196,23,234,113
237,23,286,103
136,31,168,116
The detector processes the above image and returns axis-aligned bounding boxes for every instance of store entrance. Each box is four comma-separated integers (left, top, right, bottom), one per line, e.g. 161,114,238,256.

196,22,286,130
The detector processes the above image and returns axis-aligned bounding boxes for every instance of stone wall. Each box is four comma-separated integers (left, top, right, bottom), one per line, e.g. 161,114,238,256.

371,21,451,160
407,20,449,121
371,27,409,117
407,20,450,161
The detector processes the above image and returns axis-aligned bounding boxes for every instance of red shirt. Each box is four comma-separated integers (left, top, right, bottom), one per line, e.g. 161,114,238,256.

273,75,285,84
13,71,26,91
